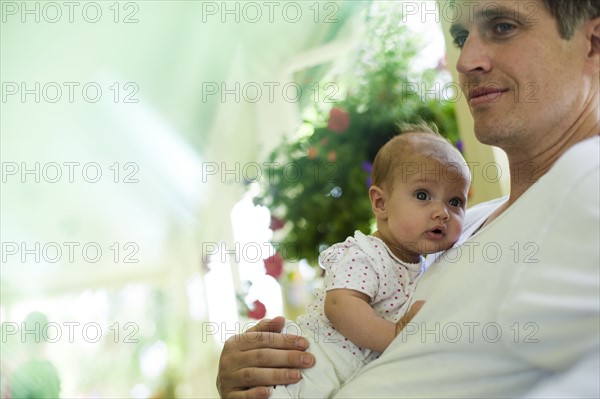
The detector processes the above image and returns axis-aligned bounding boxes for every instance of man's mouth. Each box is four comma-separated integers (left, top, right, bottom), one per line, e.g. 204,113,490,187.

467,86,509,106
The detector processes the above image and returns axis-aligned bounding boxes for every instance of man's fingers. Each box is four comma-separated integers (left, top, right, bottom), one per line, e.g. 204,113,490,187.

225,386,271,399
238,348,315,369
217,317,314,398
230,324,309,352
219,347,314,379
225,366,304,392
218,346,315,394
246,316,286,334
219,366,304,398
225,331,308,352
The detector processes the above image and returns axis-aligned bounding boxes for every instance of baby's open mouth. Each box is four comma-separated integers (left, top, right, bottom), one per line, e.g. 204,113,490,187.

426,227,446,240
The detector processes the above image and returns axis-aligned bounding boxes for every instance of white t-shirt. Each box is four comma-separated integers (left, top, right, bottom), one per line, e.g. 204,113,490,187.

334,136,600,398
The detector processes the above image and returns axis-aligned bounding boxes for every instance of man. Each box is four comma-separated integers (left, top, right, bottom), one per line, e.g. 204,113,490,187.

217,1,600,397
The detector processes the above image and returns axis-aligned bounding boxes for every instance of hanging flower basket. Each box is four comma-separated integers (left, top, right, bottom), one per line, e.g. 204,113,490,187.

253,4,461,267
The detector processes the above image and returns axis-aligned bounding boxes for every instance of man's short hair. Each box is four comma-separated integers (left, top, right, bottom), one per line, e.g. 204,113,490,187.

540,0,599,39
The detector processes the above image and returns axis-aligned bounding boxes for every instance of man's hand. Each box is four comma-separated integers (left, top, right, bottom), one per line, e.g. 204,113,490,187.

395,301,425,337
216,316,316,399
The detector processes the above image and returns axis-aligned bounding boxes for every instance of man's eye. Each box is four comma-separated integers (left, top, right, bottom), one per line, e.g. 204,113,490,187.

494,22,515,34
415,191,429,201
453,34,467,48
449,198,462,207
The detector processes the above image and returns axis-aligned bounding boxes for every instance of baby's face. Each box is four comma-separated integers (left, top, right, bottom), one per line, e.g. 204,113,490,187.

382,157,470,260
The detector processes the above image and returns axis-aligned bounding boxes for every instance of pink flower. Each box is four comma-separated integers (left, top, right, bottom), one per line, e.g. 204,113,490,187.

247,300,267,320
328,107,350,133
436,54,448,71
269,216,286,231
264,253,284,279
307,146,318,159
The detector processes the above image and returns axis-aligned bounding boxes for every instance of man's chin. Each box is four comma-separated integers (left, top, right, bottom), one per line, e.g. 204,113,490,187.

473,121,505,146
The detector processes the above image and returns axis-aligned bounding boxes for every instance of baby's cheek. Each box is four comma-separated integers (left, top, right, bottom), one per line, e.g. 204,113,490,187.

449,222,463,241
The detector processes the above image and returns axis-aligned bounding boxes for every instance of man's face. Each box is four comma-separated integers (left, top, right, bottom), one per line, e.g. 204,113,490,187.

449,0,590,152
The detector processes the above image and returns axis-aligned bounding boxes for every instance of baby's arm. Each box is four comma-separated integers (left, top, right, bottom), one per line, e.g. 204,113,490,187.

324,288,397,353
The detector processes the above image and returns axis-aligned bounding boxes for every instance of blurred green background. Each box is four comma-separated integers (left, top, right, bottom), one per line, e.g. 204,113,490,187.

0,1,506,397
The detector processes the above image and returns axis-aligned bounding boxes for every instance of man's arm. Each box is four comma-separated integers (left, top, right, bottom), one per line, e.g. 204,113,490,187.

216,317,315,399
522,350,600,398
216,304,425,398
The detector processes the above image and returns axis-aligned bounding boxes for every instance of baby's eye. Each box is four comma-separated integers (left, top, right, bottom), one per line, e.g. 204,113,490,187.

449,198,463,207
415,191,430,201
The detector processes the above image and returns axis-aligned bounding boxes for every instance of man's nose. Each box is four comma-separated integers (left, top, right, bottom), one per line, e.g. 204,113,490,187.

456,33,492,76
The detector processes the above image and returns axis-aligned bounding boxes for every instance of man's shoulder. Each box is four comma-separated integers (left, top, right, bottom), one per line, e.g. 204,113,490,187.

465,196,508,228
549,136,599,179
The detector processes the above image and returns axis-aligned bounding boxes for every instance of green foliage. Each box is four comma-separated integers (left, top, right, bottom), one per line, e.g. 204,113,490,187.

254,4,460,266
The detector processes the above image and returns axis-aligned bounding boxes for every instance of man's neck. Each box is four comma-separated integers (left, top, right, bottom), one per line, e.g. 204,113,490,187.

485,128,598,228
501,87,599,207
512,132,596,200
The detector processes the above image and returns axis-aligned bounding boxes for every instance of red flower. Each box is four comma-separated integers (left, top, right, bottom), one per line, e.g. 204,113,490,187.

269,216,286,231
264,253,284,279
327,150,337,162
247,300,266,320
328,107,350,133
307,146,318,159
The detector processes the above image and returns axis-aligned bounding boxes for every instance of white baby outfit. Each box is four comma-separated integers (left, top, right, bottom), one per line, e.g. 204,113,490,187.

270,230,424,398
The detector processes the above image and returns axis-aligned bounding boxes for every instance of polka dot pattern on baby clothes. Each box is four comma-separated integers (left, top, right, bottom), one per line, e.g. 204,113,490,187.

299,231,424,364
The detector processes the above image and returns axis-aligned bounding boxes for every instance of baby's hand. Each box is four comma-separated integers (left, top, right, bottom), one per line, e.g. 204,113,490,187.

395,301,425,336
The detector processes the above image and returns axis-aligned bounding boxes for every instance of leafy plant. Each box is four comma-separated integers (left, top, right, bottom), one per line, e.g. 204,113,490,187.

254,3,460,266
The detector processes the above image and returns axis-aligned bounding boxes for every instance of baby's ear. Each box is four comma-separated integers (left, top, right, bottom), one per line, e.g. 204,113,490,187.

369,186,387,218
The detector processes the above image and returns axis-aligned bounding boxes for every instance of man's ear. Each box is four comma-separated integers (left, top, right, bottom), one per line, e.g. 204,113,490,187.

369,185,387,218
584,16,600,74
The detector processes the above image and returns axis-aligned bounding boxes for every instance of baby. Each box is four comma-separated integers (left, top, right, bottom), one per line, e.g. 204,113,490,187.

271,122,471,398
